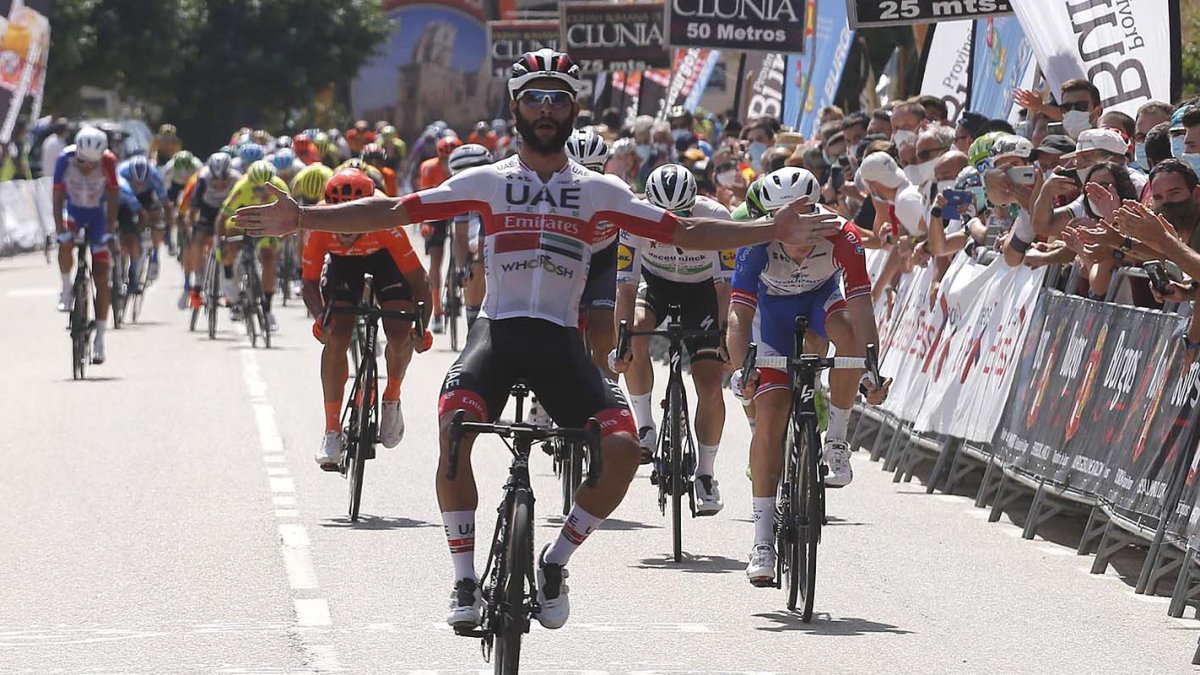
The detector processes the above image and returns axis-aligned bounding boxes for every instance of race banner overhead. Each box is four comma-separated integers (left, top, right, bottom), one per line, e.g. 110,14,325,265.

665,0,806,53
486,20,560,78
918,20,974,123
1009,0,1181,117
847,0,1012,29
560,2,671,75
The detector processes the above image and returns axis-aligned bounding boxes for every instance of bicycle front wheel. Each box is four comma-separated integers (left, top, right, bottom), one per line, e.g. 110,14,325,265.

70,274,90,380
787,420,822,621
348,358,375,522
493,491,532,674
669,380,684,563
131,256,149,323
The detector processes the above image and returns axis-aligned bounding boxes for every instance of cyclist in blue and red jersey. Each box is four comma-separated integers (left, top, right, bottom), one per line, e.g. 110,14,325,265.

53,126,120,364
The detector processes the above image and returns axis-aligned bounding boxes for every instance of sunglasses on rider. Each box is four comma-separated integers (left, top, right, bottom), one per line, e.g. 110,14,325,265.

517,89,576,110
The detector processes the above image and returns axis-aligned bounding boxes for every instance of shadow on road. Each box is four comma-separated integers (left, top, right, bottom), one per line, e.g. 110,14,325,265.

633,553,744,574
753,611,913,635
320,515,437,530
598,517,661,531
61,376,123,383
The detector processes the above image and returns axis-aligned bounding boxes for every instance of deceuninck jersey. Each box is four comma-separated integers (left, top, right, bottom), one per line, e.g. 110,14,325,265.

617,195,735,285
400,156,678,328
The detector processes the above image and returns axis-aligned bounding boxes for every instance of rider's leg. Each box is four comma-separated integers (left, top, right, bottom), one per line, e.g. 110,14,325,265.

690,357,727,474
222,239,241,300
625,305,659,437
821,310,860,444
380,302,415,403
259,243,278,315
321,313,354,431
748,386,791,544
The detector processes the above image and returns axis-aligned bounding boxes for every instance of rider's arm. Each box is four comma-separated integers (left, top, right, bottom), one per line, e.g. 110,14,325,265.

300,233,327,318
833,224,880,347
52,154,67,233
725,244,767,369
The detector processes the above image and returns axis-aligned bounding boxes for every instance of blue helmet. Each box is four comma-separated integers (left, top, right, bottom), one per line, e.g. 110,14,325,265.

271,148,296,171
127,154,151,184
239,143,265,165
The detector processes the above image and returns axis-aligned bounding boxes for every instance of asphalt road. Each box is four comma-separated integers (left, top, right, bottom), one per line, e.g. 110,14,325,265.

2,248,1198,674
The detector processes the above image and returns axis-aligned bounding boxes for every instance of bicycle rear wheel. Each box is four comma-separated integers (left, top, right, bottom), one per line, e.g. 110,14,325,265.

70,273,91,380
347,356,375,522
493,491,531,674
205,260,220,340
131,255,149,323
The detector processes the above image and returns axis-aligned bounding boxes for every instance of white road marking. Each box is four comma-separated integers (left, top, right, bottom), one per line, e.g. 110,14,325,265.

240,350,342,671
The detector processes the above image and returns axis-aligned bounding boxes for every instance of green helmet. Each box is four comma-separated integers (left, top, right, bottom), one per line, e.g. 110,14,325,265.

246,159,277,187
170,150,198,177
291,165,333,203
967,131,1006,172
743,176,769,219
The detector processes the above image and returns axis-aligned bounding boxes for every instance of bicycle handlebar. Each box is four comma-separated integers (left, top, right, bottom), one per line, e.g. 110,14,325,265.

446,410,604,487
318,271,427,338
614,315,724,363
741,343,882,388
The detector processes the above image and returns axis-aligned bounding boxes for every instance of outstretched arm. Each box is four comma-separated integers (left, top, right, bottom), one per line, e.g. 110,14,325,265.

235,183,410,236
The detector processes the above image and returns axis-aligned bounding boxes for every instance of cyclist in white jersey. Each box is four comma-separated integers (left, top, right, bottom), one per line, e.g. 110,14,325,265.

611,163,735,515
234,48,840,632
725,167,890,586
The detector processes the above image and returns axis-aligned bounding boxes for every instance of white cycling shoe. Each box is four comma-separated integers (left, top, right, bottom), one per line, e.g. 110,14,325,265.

746,544,776,587
535,546,570,629
823,440,854,488
379,400,404,448
447,577,483,628
695,475,723,516
316,431,343,471
637,425,656,464
91,334,106,365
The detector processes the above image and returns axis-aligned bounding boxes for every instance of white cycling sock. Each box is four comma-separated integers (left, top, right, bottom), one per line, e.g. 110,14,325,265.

544,505,603,566
441,510,476,581
61,273,71,289
752,496,775,546
828,405,852,443
629,392,654,432
697,442,719,477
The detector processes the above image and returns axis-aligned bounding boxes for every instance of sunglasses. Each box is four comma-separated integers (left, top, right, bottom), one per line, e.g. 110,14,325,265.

517,89,575,109
1060,101,1092,113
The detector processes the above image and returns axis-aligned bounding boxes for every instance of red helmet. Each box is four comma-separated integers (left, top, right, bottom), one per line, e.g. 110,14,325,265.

437,135,463,158
324,168,375,204
293,133,312,153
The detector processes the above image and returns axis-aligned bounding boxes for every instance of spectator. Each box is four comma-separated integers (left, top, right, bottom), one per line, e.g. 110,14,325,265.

1033,135,1075,176
818,105,844,127
1135,102,1174,171
908,124,954,187
1144,121,1173,172
867,109,893,137
890,101,928,149
0,118,31,181
740,117,776,173
1032,128,1139,238
841,112,868,148
955,111,988,153
1059,78,1104,139
916,95,949,124
39,117,68,180
980,134,1038,265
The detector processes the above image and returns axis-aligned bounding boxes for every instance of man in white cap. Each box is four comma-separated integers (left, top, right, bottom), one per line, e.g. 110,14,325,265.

1032,127,1143,238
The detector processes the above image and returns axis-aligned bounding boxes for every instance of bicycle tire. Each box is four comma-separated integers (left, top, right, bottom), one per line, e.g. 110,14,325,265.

131,255,149,323
111,259,126,330
787,419,822,621
670,377,684,563
493,492,531,674
563,441,583,517
783,427,802,612
206,264,220,340
70,272,90,380
348,355,375,522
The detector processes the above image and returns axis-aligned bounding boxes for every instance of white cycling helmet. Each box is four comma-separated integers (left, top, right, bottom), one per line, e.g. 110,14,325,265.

508,49,582,100
565,128,609,170
206,151,232,180
448,143,493,175
74,127,108,162
645,164,698,212
758,166,821,213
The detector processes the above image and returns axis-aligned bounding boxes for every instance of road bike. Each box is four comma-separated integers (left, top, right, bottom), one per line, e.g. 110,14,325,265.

323,274,424,522
278,233,300,307
194,244,222,338
227,235,271,349
110,246,128,330
67,233,95,380
443,232,464,351
615,304,723,563
447,382,602,674
129,228,153,324
740,315,879,621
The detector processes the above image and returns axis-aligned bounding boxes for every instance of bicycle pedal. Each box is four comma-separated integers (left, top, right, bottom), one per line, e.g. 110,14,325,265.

649,469,660,486
452,626,485,638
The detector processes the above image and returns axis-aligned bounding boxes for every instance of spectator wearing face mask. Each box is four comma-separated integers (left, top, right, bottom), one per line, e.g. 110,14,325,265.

858,150,924,297
890,101,928,150
868,109,893,137
980,134,1040,266
1059,78,1104,140
739,117,776,174
1172,106,1200,178
1033,128,1143,240
908,124,955,189
1134,101,1173,171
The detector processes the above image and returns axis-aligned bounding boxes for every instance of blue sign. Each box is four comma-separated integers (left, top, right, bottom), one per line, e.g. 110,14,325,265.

968,16,1033,121
783,0,855,138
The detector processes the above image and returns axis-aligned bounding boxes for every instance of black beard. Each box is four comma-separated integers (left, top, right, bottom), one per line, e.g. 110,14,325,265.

515,113,574,154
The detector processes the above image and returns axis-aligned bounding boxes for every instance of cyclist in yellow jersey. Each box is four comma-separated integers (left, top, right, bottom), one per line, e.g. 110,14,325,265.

149,124,182,165
379,125,407,175
217,160,290,330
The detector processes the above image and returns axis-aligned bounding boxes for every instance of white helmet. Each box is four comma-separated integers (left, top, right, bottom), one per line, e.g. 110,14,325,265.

565,128,609,170
448,143,493,175
758,167,821,212
206,151,232,180
75,127,108,162
645,164,697,212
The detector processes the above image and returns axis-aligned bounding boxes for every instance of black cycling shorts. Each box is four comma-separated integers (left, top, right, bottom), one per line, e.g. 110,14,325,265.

438,317,636,437
117,204,140,236
423,219,450,254
637,271,722,361
322,249,414,305
193,205,218,236
580,238,617,310
168,182,185,203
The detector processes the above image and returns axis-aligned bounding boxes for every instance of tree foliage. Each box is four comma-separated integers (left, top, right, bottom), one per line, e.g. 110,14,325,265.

1183,3,1200,100
45,0,391,150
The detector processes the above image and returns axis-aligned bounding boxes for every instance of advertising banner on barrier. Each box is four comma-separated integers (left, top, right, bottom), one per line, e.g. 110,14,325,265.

968,16,1034,122
560,2,671,75
1008,0,1180,117
486,20,560,78
847,0,1012,29
783,0,854,137
995,291,1200,523
918,20,974,124
665,0,806,53
878,263,939,422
